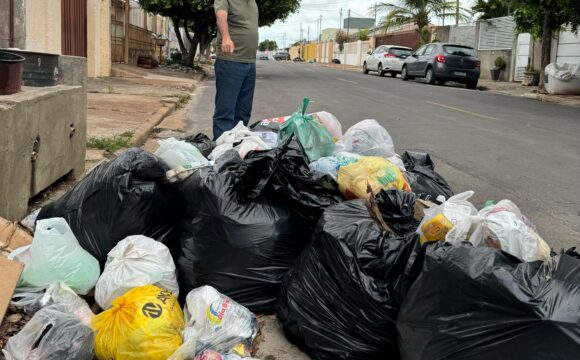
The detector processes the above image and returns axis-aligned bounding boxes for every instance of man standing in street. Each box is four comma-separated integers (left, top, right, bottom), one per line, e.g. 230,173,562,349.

213,0,259,140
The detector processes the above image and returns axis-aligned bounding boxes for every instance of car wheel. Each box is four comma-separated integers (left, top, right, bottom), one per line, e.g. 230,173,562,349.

390,71,397,78
363,62,369,74
425,67,436,85
378,64,385,77
466,80,478,90
401,66,409,81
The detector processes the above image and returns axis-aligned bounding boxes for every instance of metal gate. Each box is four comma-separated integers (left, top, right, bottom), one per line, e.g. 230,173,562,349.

515,33,531,81
61,0,87,57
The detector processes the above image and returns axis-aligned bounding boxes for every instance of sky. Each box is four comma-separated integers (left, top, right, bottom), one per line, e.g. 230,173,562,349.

258,0,477,48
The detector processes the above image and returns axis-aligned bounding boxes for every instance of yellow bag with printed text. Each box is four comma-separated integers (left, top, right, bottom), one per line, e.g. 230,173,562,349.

92,285,185,360
337,156,411,200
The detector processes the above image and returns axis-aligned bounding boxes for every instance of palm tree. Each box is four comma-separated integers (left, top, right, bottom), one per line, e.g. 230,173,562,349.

375,0,471,44
471,0,511,20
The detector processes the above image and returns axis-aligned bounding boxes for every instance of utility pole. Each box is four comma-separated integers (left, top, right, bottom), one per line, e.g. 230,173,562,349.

308,25,310,42
456,0,459,25
283,32,286,49
339,8,343,30
374,3,378,27
346,9,351,39
318,15,322,42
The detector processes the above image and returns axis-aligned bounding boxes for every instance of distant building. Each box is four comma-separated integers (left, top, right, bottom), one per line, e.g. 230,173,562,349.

343,17,375,30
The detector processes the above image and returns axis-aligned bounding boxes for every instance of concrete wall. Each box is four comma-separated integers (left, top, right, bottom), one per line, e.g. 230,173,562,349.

479,49,513,81
449,25,477,48
26,0,62,54
0,0,26,49
87,0,112,77
0,56,86,221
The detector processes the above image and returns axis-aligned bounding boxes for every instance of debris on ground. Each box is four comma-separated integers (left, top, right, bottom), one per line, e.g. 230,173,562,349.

2,99,578,360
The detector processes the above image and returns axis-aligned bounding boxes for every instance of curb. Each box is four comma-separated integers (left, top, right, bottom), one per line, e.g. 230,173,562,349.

131,101,178,146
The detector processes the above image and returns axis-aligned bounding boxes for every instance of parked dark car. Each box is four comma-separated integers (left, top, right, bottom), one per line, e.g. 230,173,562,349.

401,43,481,89
274,52,291,61
332,59,341,64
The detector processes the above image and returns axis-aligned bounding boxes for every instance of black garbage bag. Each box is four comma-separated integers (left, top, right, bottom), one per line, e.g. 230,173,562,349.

234,139,344,225
37,148,179,265
397,245,580,360
181,133,215,158
375,190,420,235
177,164,309,314
402,151,454,201
276,199,421,360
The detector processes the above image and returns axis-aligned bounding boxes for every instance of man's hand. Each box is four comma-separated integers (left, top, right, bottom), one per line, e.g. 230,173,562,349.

222,37,235,54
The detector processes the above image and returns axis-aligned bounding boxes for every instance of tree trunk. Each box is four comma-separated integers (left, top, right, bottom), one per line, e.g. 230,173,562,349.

538,11,553,92
172,19,187,57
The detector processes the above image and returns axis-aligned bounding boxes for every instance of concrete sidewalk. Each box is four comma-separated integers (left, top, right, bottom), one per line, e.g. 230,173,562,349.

86,64,202,169
320,63,580,108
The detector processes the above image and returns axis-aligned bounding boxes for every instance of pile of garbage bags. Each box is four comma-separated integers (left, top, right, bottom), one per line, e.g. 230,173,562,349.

4,97,579,360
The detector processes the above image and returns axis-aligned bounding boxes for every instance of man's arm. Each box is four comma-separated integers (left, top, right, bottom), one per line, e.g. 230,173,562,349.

216,9,234,54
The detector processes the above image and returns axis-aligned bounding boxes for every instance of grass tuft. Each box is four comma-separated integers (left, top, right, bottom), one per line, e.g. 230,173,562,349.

87,131,134,153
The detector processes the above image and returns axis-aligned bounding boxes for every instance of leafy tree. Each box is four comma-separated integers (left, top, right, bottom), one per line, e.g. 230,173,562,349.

472,0,511,20
512,0,580,91
335,30,349,52
357,28,370,41
259,39,279,51
256,0,301,27
376,0,470,44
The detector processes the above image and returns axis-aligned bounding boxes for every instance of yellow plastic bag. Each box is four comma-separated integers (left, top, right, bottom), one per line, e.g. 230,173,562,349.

419,213,455,244
92,285,185,360
337,156,411,200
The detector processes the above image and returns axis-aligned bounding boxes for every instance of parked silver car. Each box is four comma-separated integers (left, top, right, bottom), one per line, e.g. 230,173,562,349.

363,45,413,77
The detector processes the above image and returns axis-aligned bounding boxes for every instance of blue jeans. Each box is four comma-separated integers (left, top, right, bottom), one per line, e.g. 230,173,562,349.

213,59,256,140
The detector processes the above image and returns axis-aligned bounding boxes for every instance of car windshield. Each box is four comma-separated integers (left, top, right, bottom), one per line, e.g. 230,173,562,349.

390,48,412,57
443,45,476,57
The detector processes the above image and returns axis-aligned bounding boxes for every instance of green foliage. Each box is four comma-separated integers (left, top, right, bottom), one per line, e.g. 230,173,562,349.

87,132,134,154
525,64,538,73
472,0,511,20
170,93,192,109
512,0,580,39
256,0,301,27
335,30,349,52
375,0,471,44
259,39,279,52
357,28,370,41
494,56,507,70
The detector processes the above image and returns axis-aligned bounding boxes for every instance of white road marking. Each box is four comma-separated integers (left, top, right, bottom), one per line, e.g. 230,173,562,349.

424,101,498,120
337,78,358,85
304,68,314,72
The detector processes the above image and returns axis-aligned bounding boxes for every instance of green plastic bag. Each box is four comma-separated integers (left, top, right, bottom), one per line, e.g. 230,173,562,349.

279,98,335,162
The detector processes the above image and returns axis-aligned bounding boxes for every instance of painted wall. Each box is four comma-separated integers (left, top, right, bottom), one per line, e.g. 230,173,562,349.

0,0,26,48
26,0,62,54
87,0,111,77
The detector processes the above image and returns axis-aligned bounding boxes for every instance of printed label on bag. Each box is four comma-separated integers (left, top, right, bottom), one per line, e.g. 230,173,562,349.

142,302,163,318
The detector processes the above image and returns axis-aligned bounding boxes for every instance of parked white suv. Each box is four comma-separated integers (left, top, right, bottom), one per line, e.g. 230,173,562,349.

363,45,413,77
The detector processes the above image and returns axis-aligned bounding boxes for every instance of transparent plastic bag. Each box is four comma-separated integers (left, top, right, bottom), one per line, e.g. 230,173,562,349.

312,111,343,141
3,284,94,360
95,235,179,310
337,156,411,200
17,218,100,295
92,285,185,360
11,282,94,316
417,191,478,244
278,98,335,162
335,119,395,158
169,286,258,360
155,138,210,171
309,152,361,180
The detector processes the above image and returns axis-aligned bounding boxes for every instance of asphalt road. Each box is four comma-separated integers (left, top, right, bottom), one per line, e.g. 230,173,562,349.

189,60,580,249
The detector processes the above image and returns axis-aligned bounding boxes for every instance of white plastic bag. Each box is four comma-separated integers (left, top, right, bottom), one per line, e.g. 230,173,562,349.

335,119,396,158
3,283,94,360
11,282,93,316
155,138,210,170
309,152,361,180
312,111,343,141
417,191,478,244
169,286,258,360
15,218,100,295
95,235,179,310
468,200,550,262
210,122,270,161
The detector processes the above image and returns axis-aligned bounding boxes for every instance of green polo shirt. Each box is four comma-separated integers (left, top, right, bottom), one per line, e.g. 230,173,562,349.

214,0,259,63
